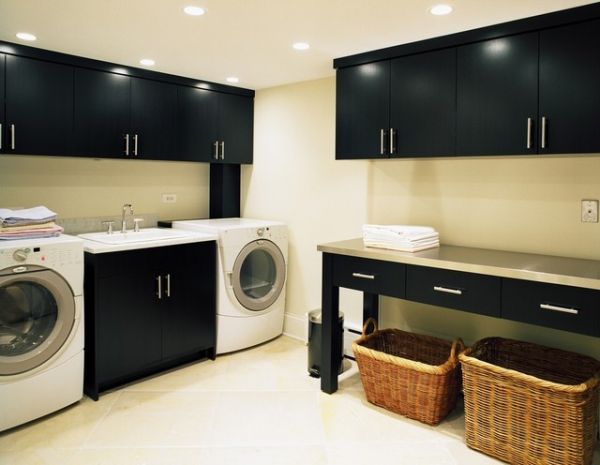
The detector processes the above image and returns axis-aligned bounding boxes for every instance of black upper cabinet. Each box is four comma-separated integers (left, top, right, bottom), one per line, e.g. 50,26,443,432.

216,93,254,164
74,68,130,158
336,61,390,159
390,49,456,157
0,54,5,151
177,86,218,162
4,55,73,156
539,19,600,154
457,33,539,156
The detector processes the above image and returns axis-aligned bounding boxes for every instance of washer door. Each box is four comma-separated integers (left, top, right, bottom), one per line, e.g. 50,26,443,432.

0,268,75,376
232,240,286,312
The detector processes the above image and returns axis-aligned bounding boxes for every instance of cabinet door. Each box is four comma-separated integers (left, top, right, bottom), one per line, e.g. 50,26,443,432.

161,243,216,359
0,53,4,152
177,85,218,162
539,19,600,154
131,78,177,160
217,93,253,164
336,61,390,159
5,55,73,155
457,33,538,155
74,68,130,158
390,49,456,157
95,271,162,384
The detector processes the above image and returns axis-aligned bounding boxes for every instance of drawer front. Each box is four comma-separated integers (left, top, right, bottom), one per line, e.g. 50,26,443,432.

406,265,501,316
332,255,405,298
502,279,600,337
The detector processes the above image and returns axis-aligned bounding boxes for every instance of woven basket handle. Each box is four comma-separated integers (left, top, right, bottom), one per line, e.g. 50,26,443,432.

450,338,465,360
362,318,378,336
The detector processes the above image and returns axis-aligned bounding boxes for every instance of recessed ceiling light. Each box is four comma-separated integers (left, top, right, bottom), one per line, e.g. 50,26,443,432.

292,42,310,51
226,77,240,84
16,32,36,41
430,4,453,15
184,5,205,16
139,58,155,66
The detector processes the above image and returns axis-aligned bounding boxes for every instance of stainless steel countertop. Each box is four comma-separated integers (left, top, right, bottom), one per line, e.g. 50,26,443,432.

317,238,600,290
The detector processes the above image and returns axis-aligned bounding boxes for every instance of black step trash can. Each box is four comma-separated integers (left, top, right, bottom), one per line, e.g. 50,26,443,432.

307,310,344,377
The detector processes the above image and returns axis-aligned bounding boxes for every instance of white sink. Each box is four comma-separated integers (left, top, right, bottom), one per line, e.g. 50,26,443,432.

79,228,190,245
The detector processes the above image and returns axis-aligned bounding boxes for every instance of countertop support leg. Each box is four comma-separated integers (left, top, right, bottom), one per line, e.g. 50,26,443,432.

363,292,379,324
321,253,340,394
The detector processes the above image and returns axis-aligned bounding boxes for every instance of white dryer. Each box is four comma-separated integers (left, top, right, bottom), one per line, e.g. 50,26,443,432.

173,218,287,354
0,235,84,432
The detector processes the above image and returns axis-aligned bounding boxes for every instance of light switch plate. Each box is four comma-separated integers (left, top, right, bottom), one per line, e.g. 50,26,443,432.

581,199,598,223
161,193,177,204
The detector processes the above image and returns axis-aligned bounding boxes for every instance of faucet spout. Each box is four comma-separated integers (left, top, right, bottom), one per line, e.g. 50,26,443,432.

121,203,134,233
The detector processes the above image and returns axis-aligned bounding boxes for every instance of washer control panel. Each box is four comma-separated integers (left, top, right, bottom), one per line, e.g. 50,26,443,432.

0,242,81,269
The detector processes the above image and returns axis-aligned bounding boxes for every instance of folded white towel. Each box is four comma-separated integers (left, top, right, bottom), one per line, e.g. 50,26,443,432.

363,223,439,252
0,206,57,226
363,224,436,236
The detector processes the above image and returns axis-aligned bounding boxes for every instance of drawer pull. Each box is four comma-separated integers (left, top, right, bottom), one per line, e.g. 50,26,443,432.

434,286,462,295
352,272,375,280
540,303,579,315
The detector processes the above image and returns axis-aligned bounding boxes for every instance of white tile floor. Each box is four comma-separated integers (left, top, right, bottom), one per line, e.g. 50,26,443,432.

1,335,599,465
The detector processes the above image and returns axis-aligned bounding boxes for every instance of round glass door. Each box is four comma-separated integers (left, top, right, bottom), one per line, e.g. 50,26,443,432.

232,240,286,312
0,269,75,376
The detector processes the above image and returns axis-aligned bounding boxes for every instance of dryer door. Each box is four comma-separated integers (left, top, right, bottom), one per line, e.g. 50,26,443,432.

0,267,76,376
231,240,286,312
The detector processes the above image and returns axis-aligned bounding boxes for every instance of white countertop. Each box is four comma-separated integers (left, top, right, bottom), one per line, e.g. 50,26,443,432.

81,229,218,254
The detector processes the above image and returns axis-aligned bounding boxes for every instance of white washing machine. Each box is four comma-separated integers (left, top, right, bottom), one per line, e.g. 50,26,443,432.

173,218,287,354
0,235,84,432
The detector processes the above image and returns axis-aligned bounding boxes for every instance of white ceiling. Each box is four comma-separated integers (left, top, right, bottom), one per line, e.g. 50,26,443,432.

0,0,596,90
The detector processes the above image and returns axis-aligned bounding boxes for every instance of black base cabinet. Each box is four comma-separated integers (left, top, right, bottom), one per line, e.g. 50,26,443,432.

83,242,216,400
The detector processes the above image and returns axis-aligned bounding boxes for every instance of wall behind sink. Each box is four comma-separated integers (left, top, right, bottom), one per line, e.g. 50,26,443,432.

0,155,209,222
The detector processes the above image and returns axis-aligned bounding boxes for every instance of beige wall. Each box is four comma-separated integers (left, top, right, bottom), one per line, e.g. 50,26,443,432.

244,76,600,359
0,155,209,221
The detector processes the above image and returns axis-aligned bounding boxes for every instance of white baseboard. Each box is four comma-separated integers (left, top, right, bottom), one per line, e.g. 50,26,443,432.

283,312,307,342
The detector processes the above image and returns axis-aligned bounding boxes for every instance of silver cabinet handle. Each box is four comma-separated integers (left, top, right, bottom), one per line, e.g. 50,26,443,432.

379,129,385,155
390,128,395,155
220,141,225,160
133,134,138,156
156,275,162,299
165,273,171,297
10,124,15,150
526,117,532,149
352,272,375,280
541,116,547,149
434,286,463,295
540,303,578,315
124,134,130,156
213,141,219,160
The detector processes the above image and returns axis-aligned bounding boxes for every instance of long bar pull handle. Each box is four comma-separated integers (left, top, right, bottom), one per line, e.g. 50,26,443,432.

124,134,130,156
540,303,579,315
380,129,386,155
10,124,15,150
213,141,219,160
156,275,162,299
165,273,171,297
434,286,463,296
526,118,532,149
220,141,225,160
352,272,375,280
133,134,139,156
390,128,396,155
541,116,547,149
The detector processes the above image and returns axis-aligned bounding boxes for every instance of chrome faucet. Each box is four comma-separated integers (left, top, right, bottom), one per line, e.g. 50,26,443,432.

121,203,134,233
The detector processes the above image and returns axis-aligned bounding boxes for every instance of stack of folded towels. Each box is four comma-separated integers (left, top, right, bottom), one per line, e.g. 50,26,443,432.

363,224,439,252
0,206,64,240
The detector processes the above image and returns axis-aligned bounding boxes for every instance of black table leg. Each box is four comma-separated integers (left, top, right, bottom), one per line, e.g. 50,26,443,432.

321,253,340,394
363,292,379,325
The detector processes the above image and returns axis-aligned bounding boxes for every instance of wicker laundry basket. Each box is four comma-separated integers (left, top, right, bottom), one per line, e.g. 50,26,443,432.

459,337,600,465
352,318,463,425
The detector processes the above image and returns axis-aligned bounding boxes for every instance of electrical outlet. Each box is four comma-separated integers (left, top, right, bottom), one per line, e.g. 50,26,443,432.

581,199,598,223
161,193,177,204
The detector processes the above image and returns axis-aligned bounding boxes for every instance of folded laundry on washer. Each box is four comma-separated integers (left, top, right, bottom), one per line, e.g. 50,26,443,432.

0,224,64,240
362,224,439,252
0,206,58,226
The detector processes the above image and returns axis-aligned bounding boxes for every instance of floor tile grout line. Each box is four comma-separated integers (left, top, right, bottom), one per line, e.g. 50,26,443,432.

78,390,124,450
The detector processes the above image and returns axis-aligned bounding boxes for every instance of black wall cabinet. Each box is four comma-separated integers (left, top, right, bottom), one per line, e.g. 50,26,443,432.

84,242,216,400
0,54,5,151
215,92,254,164
2,55,73,156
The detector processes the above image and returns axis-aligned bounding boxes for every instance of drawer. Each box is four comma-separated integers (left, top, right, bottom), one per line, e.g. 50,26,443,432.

406,265,501,316
502,279,600,337
332,255,405,298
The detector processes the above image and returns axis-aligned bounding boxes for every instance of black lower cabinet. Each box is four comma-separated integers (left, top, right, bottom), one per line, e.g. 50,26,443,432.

84,241,216,400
